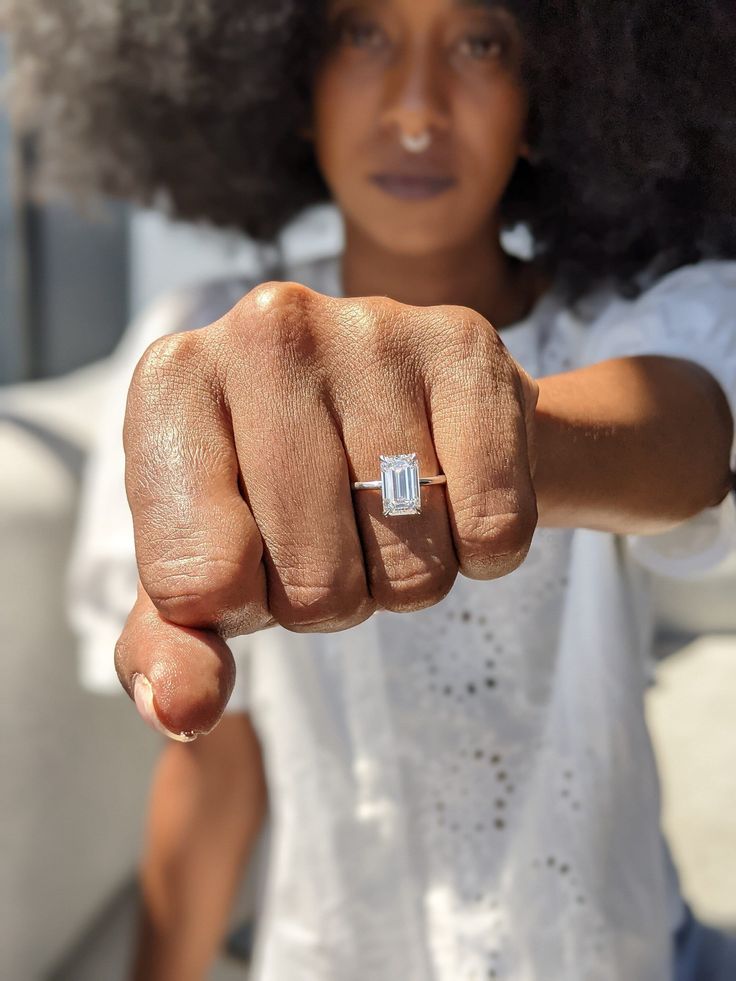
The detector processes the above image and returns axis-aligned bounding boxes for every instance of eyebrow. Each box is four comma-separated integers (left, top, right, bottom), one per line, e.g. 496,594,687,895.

326,0,511,17
330,0,504,8
456,1,516,23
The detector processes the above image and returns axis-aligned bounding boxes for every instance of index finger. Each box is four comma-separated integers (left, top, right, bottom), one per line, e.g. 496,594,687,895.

124,328,270,635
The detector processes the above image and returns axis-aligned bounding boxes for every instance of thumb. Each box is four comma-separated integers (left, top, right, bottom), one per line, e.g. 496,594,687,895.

115,582,236,741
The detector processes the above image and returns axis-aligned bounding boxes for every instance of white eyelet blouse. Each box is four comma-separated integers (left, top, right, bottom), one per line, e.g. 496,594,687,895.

69,256,736,981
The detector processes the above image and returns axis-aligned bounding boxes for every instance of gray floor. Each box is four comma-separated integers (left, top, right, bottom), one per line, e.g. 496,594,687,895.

648,631,736,930
48,881,249,981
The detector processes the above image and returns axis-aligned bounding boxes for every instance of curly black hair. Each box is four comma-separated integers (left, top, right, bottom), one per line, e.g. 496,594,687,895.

4,0,736,298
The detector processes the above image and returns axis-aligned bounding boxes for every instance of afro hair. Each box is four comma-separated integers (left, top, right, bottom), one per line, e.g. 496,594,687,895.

4,0,736,298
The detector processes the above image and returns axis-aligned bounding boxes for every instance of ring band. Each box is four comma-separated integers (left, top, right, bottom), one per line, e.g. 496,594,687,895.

351,476,448,490
352,453,446,517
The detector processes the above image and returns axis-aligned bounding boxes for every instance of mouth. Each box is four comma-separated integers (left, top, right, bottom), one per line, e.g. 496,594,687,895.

370,173,457,201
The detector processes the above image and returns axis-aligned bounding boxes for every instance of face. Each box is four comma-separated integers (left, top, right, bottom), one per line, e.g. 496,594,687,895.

312,0,529,257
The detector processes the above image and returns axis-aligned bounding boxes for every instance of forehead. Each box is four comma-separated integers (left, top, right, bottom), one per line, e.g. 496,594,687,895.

323,0,526,41
325,0,524,40
326,0,513,11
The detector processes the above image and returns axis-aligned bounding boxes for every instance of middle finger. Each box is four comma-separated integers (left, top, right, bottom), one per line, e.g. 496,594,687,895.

226,292,375,631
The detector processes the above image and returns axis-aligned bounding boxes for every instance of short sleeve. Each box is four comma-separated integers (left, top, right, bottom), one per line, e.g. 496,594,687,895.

582,260,736,579
67,281,255,705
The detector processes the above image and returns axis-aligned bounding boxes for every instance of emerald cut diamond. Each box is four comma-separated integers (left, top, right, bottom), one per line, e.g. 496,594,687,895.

380,454,421,516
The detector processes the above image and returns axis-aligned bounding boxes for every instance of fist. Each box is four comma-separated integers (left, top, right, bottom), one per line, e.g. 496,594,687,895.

116,282,539,738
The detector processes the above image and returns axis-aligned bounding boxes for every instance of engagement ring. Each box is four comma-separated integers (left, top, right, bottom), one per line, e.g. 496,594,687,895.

352,453,446,517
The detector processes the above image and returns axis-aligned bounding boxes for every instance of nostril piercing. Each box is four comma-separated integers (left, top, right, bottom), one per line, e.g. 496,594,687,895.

400,130,432,154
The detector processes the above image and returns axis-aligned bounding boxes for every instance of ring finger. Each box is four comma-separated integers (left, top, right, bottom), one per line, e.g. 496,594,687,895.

335,368,459,613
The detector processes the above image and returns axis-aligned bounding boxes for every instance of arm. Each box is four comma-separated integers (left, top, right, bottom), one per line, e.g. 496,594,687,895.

131,713,267,981
113,279,736,739
534,355,734,534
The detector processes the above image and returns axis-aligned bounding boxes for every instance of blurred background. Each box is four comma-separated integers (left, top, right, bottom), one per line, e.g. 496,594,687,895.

0,32,735,981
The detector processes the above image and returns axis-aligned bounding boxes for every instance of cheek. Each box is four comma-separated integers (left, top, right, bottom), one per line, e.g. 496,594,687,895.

457,83,528,179
312,67,376,174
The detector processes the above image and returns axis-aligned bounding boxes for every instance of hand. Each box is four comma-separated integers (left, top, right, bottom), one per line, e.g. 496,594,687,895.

115,282,539,739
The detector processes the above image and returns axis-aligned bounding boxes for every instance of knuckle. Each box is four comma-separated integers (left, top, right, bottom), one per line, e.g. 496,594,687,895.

435,307,494,364
271,562,368,630
275,581,341,626
426,307,506,387
456,498,538,577
341,296,412,369
372,558,457,613
248,279,313,316
124,332,221,461
140,548,255,630
240,280,317,361
133,332,203,393
449,308,489,353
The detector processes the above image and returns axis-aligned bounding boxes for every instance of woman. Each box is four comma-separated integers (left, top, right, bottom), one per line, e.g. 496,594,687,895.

7,1,736,978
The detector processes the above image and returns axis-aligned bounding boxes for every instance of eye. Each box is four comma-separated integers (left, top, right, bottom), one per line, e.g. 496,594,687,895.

456,32,506,61
332,14,388,51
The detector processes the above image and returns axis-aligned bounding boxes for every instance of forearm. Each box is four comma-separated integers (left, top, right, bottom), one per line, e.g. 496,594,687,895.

534,355,734,534
132,715,267,981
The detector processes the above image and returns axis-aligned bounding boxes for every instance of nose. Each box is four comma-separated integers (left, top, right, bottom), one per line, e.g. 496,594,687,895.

380,42,449,142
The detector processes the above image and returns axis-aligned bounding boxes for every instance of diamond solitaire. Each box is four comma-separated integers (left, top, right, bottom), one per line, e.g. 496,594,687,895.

380,453,421,516
351,453,447,517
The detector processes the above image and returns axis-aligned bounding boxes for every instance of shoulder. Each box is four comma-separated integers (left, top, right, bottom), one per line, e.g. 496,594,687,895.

121,252,342,356
579,259,736,364
639,258,736,302
620,258,736,333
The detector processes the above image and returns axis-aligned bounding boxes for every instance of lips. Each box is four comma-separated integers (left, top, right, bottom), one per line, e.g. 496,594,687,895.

370,173,457,201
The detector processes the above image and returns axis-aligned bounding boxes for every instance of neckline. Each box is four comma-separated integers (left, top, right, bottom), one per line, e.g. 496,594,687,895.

498,279,562,335
317,252,561,333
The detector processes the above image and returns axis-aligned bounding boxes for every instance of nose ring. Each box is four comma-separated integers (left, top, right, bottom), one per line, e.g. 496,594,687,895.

400,130,432,154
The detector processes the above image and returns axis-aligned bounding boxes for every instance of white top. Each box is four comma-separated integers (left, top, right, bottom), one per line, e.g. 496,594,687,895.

68,256,736,981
